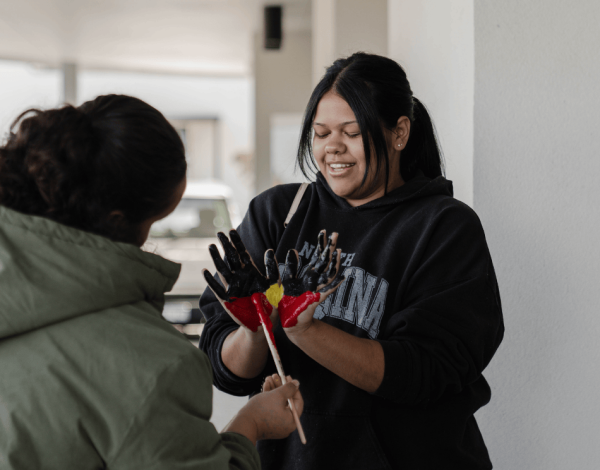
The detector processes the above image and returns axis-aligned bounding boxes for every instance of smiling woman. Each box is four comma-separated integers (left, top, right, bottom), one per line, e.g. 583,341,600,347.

200,52,504,470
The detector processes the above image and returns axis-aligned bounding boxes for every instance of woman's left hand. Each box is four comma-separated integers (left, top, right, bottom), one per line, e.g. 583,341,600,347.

279,230,345,337
203,230,280,338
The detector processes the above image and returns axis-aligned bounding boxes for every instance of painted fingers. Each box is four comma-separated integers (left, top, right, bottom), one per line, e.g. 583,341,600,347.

283,230,344,294
278,230,346,330
264,249,281,285
203,229,274,332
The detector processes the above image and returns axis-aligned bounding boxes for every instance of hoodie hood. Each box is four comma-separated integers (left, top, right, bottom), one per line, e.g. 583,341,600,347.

0,205,181,339
315,170,453,211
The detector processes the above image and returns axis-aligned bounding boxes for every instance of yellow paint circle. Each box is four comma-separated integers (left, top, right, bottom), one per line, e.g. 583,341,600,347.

266,283,284,308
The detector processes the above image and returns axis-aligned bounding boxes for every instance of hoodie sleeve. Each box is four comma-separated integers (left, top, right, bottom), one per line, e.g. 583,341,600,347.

374,202,504,405
107,350,260,470
199,185,300,396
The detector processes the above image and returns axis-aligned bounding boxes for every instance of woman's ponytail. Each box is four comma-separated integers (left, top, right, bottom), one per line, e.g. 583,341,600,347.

401,97,444,181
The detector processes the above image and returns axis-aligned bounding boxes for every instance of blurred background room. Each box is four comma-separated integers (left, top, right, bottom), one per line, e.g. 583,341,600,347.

1,1,599,468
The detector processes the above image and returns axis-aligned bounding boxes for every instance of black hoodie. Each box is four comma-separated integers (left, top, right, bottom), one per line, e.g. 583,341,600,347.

199,172,504,470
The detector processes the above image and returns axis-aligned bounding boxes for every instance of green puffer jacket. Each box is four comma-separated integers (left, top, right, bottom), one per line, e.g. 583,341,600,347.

0,205,259,470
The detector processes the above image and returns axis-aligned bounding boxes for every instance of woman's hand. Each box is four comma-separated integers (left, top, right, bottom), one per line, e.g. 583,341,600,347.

279,230,345,338
203,230,280,341
224,374,304,444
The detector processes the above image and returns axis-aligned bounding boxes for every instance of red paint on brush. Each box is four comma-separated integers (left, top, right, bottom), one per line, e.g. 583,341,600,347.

251,292,276,345
278,292,321,328
224,297,263,332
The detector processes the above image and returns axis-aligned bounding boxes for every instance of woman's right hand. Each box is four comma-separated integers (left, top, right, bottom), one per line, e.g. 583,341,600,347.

203,230,280,341
224,374,304,444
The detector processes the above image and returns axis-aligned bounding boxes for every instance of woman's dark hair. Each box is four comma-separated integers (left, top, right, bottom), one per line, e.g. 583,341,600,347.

0,94,186,245
298,52,444,190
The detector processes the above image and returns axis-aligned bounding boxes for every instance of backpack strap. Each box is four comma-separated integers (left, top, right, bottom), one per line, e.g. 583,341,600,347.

284,183,309,228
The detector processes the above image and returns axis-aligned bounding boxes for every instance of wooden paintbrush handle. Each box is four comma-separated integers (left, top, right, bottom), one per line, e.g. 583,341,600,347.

263,326,307,445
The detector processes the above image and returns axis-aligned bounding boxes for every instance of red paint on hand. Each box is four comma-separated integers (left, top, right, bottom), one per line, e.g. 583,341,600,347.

278,292,321,328
224,294,272,332
251,292,276,346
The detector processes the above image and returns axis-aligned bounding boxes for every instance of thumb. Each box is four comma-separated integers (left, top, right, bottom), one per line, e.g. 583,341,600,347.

277,380,300,399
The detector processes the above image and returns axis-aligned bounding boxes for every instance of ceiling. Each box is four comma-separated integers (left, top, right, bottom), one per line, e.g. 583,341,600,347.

0,0,311,76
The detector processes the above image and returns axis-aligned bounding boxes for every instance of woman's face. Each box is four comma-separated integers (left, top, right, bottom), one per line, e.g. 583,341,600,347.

312,91,407,207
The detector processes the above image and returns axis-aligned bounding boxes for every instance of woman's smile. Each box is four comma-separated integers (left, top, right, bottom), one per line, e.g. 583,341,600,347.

327,162,356,175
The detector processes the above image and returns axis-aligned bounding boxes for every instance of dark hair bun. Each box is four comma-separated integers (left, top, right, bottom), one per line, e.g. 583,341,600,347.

0,95,186,244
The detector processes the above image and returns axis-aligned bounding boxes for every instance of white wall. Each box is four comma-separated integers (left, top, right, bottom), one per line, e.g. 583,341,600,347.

388,0,474,206
474,1,600,468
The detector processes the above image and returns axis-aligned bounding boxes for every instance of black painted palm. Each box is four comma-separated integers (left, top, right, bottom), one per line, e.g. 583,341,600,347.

203,230,280,331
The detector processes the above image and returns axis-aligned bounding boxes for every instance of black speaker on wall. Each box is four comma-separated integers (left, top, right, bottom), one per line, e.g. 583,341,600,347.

264,5,283,50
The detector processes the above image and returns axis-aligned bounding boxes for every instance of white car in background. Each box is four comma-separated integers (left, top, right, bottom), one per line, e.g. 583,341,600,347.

144,180,241,337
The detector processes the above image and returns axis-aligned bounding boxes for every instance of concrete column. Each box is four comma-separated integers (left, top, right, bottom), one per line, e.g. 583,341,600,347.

62,62,77,105
254,31,313,194
311,0,336,86
312,0,388,86
387,0,474,206
474,1,600,469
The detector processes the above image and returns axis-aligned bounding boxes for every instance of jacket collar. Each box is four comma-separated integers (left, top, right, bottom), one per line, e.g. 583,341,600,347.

0,205,180,338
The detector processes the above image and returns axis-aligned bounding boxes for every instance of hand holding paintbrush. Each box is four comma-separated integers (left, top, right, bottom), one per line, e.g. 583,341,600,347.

202,229,306,443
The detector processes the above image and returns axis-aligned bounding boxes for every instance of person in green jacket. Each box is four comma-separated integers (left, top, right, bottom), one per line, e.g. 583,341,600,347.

0,94,303,469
